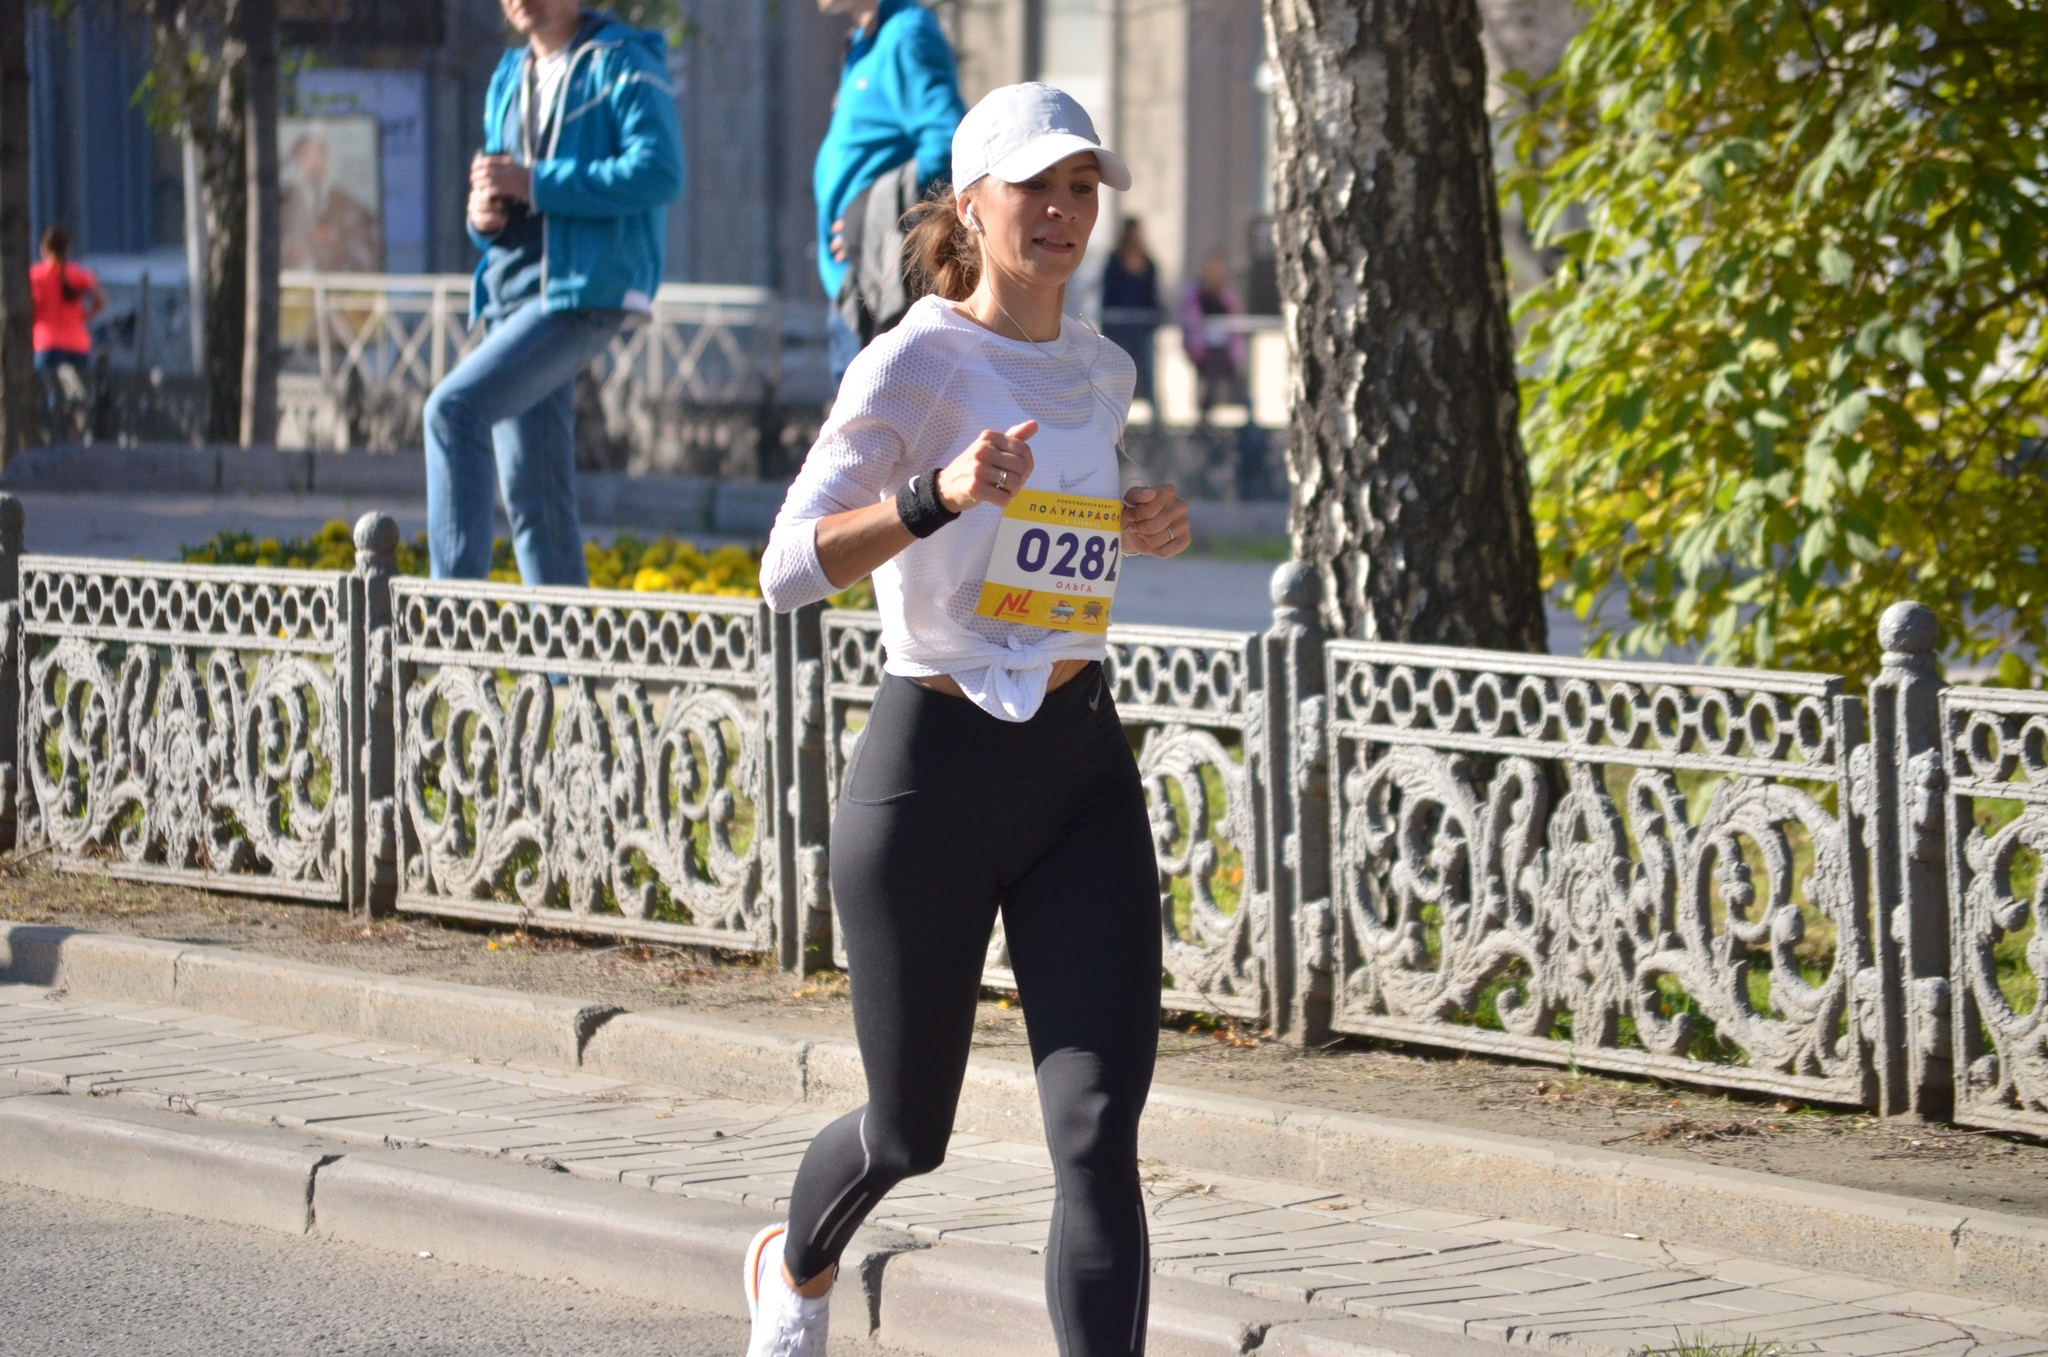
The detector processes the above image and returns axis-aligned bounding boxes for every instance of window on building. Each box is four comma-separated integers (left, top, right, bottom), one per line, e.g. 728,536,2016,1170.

1037,0,1111,136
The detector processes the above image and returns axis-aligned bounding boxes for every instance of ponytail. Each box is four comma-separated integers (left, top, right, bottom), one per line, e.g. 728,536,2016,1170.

902,185,980,303
40,225,80,302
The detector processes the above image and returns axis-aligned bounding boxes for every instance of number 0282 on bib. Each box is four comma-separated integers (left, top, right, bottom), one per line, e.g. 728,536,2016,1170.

975,490,1123,634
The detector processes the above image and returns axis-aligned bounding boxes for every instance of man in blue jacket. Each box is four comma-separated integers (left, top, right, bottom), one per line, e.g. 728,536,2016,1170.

814,0,965,388
427,0,683,585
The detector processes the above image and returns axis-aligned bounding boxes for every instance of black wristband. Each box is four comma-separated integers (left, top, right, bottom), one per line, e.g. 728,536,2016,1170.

896,471,960,539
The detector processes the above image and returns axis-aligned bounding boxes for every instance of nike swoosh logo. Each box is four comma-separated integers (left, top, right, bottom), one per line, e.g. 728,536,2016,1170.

1088,677,1102,711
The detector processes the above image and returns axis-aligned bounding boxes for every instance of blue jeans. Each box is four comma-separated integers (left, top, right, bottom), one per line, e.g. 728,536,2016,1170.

423,301,627,584
34,349,89,372
827,306,862,394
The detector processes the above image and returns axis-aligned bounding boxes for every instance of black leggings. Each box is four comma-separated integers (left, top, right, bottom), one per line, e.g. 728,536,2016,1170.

782,665,1162,1357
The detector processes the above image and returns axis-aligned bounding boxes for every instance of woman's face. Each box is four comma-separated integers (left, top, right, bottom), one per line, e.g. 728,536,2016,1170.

960,151,1103,291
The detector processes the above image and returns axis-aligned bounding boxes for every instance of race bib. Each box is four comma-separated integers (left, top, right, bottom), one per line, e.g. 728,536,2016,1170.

975,490,1123,634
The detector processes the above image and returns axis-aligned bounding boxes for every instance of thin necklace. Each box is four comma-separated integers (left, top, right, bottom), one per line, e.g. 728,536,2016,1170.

976,267,1135,471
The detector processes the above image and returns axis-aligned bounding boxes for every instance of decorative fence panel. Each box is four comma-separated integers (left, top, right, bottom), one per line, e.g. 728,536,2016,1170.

6,490,2041,1126
388,577,796,957
13,556,359,905
1319,643,1877,1106
820,609,884,973
818,611,1276,1019
1108,626,1275,1020
1943,686,2048,1136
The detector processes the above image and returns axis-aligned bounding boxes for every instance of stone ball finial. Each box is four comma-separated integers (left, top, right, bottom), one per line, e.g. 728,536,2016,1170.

353,511,401,555
1878,601,1937,655
1270,558,1320,610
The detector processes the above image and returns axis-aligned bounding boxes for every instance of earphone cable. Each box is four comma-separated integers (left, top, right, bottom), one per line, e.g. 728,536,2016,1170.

972,212,1141,476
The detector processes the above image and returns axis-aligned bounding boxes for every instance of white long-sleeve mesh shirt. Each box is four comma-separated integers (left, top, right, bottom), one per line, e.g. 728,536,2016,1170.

761,295,1135,723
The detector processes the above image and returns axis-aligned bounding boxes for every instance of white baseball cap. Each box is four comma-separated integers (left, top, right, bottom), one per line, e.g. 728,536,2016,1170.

951,83,1132,193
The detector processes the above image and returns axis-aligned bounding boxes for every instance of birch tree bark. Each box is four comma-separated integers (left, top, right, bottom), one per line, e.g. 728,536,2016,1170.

0,0,34,463
1264,0,1546,651
139,0,246,442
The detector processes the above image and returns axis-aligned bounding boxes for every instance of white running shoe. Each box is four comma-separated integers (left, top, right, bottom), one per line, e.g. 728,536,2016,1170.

744,1223,831,1357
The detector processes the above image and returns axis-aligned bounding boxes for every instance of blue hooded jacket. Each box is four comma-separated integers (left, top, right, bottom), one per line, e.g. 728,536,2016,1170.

471,10,684,323
812,0,964,299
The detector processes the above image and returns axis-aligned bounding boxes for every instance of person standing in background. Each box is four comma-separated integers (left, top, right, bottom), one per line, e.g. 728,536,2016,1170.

1180,251,1246,419
426,0,683,586
30,226,105,375
1100,217,1158,408
814,0,965,391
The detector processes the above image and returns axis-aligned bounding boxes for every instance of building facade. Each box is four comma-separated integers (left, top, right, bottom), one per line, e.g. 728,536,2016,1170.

947,0,1276,306
664,1,1277,308
24,0,523,290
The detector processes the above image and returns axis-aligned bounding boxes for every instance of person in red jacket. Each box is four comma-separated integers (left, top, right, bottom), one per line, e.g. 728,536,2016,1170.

29,226,106,372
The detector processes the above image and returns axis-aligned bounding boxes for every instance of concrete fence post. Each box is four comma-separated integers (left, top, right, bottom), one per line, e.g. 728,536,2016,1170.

774,601,833,974
1264,560,1330,1044
1865,601,1950,1118
350,512,401,919
0,494,20,852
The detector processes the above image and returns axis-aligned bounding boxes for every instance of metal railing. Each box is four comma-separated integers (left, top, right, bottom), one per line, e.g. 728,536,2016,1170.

276,272,791,455
0,500,2036,1131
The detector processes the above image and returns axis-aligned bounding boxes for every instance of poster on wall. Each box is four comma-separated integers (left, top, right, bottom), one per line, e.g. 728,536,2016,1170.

292,68,430,273
279,115,384,273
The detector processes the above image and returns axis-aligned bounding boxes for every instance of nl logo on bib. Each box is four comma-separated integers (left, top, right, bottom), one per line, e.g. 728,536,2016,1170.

975,490,1123,634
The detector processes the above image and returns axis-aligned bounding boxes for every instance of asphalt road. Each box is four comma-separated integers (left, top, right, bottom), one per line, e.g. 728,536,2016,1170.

0,1177,865,1356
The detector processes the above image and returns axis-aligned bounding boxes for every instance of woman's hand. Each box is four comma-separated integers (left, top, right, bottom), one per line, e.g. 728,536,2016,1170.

936,421,1037,513
1122,484,1190,558
468,185,509,235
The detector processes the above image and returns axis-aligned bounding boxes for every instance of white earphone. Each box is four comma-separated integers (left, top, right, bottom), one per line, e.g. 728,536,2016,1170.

965,206,984,234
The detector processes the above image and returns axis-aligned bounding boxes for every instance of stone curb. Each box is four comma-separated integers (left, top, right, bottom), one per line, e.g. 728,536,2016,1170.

4,1090,1493,1357
2,925,617,1069
8,923,2045,1311
311,1145,913,1324
0,1092,333,1234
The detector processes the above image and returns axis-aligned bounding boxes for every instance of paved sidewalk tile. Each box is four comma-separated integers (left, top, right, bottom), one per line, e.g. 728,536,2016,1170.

1,988,2042,1357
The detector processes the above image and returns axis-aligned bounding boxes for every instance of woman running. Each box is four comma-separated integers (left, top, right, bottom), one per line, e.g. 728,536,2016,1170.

751,83,1191,1357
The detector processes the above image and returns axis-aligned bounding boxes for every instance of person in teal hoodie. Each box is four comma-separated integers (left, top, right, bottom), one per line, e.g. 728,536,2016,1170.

426,0,683,585
814,0,965,388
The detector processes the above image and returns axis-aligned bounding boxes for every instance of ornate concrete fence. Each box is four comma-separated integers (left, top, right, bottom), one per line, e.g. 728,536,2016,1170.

1942,683,2048,1136
0,500,2039,1131
1315,642,1874,1107
386,570,822,967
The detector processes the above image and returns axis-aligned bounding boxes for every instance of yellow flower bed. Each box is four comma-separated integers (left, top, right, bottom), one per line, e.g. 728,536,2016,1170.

585,538,759,596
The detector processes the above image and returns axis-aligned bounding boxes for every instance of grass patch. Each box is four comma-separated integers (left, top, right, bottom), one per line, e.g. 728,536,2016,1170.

1186,536,1290,562
1155,743,1246,944
1649,1334,1792,1357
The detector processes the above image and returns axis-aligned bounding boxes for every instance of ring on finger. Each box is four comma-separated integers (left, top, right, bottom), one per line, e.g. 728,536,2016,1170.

996,470,1008,490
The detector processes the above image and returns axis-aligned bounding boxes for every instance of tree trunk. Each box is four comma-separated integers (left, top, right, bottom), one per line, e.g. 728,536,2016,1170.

237,0,278,446
0,0,35,463
202,18,247,443
1264,0,1547,651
